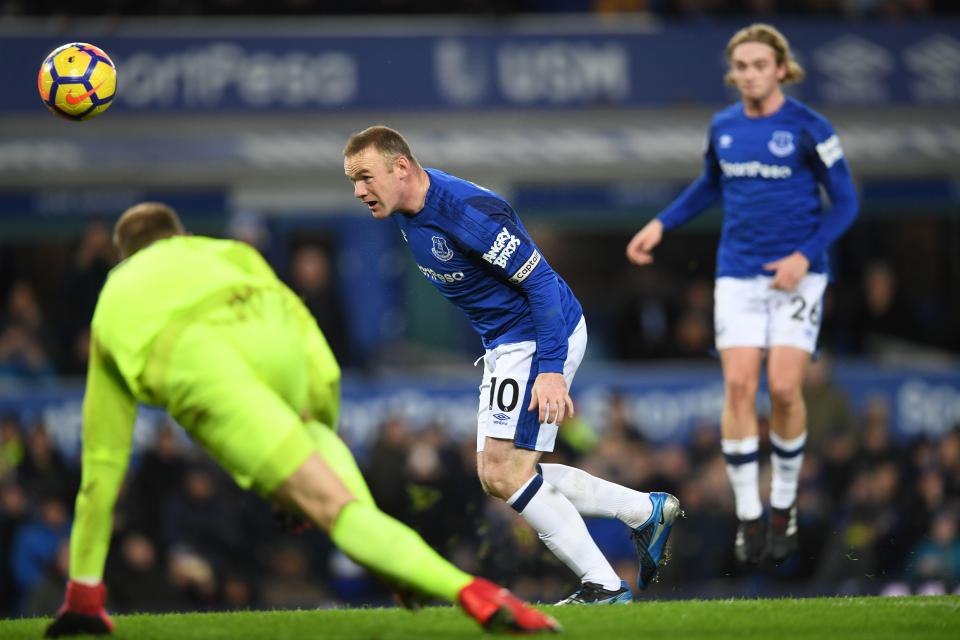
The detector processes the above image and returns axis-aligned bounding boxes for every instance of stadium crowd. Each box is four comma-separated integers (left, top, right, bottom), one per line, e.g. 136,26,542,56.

1,370,958,616
1,211,958,617
1,210,957,387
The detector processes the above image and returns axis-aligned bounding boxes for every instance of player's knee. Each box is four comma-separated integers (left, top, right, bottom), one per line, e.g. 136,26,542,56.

274,454,354,531
724,375,758,405
768,380,802,408
477,464,521,501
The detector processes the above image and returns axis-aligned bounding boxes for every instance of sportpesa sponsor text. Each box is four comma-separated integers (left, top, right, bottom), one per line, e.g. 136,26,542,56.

719,160,791,179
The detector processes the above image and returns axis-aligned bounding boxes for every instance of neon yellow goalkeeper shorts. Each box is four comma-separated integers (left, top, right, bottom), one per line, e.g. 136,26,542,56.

153,288,327,496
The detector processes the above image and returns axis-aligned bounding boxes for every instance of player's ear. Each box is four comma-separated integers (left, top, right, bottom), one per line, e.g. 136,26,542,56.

777,63,787,82
395,154,411,176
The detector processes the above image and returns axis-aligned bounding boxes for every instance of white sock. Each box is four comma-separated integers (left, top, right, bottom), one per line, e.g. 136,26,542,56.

769,431,806,510
722,436,763,521
507,474,621,591
538,463,653,530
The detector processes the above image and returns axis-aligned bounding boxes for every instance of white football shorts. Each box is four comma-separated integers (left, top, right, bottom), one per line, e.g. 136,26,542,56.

714,273,828,353
476,315,587,452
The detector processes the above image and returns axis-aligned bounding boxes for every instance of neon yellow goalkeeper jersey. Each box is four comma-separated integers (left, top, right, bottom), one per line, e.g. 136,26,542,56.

72,236,339,582
91,235,283,399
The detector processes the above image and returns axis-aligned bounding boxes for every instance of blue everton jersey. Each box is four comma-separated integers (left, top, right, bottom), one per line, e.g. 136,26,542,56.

658,96,858,278
392,168,583,373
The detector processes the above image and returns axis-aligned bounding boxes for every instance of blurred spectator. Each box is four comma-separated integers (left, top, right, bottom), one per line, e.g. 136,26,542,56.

288,245,351,366
552,414,600,461
16,424,78,506
10,496,70,612
905,508,960,589
859,396,896,468
167,546,219,609
688,420,720,468
940,427,960,497
260,541,331,609
404,424,485,554
820,423,859,500
848,261,918,355
364,417,413,520
23,538,69,616
0,481,28,615
220,572,256,610
131,424,188,548
672,309,713,359
604,393,645,446
614,268,676,360
667,279,713,359
0,414,25,479
59,220,116,376
0,281,57,384
803,353,857,451
106,532,187,613
163,464,244,573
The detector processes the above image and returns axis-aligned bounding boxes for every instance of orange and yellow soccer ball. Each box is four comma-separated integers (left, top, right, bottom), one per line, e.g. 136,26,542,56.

37,42,117,121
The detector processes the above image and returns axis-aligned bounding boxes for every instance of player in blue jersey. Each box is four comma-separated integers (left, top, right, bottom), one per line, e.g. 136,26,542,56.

344,126,682,604
626,24,858,565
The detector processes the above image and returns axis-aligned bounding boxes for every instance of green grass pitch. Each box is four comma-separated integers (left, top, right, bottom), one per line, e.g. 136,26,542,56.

2,596,957,639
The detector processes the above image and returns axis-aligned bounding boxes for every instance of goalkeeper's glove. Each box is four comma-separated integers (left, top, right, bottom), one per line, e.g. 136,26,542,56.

45,581,114,637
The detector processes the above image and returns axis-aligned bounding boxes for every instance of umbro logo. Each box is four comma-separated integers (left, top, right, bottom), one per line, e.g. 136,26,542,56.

492,413,510,421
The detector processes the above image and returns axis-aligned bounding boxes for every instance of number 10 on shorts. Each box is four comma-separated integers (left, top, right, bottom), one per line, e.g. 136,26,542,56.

489,377,520,412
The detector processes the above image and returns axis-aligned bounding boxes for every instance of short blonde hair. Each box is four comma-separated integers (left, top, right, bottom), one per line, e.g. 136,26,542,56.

113,202,185,259
725,23,805,86
343,125,419,167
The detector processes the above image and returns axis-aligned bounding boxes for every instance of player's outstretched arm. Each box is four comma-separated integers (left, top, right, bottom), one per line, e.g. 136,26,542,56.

626,218,664,266
47,338,136,637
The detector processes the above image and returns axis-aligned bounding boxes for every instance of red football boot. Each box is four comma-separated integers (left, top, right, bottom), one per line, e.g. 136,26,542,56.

459,577,561,634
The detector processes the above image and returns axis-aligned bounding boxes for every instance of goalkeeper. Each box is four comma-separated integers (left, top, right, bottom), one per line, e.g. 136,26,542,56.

45,202,558,637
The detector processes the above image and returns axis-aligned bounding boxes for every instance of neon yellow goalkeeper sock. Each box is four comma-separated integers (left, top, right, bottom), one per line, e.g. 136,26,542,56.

330,501,472,602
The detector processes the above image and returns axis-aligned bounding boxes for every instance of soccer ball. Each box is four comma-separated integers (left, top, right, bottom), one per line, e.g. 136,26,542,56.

37,42,117,121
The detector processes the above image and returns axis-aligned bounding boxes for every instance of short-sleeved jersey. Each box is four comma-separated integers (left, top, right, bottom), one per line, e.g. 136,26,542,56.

659,97,858,278
392,168,583,373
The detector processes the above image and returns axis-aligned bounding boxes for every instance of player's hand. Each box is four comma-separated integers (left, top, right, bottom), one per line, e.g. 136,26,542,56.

528,372,574,425
45,581,114,637
626,218,664,266
763,251,810,291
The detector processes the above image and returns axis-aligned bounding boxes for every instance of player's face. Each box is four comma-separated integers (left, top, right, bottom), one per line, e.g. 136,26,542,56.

344,146,403,219
729,42,786,103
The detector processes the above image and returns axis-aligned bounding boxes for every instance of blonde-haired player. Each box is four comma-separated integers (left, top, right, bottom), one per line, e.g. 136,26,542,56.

627,24,858,564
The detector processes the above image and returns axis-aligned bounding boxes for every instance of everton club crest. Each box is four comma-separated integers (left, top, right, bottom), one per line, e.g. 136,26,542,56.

431,235,454,262
768,130,795,158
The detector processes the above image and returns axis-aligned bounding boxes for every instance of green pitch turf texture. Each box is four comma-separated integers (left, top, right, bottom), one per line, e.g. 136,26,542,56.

2,596,957,639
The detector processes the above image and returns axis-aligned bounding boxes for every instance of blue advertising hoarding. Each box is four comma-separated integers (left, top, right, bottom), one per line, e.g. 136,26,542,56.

3,363,958,464
4,20,959,114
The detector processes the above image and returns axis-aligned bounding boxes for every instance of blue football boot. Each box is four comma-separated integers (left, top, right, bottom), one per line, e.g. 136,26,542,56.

631,492,683,590
555,580,633,605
